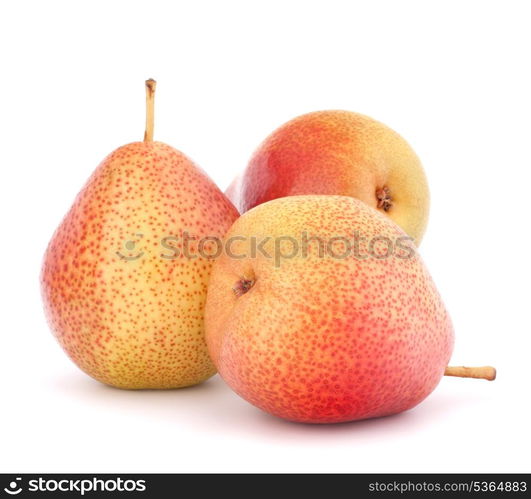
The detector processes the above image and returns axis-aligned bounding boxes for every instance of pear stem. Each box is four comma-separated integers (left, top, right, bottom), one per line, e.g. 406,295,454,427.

444,365,496,381
144,79,156,142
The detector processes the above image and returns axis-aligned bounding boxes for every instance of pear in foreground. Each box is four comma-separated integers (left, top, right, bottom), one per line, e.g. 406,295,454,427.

206,195,453,423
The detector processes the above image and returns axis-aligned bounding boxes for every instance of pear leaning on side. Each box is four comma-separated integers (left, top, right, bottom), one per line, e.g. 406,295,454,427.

41,80,239,389
228,111,430,244
205,196,496,423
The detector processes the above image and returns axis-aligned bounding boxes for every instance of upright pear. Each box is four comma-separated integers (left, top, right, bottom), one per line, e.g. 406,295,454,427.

41,80,238,389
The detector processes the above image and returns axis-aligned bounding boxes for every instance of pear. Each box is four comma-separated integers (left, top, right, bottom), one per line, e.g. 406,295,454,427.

205,196,495,423
41,80,238,389
228,111,430,244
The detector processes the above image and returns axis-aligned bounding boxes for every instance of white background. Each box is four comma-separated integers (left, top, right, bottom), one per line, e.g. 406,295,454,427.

0,0,529,473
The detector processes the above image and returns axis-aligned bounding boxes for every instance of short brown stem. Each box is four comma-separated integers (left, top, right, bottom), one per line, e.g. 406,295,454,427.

444,365,496,381
143,79,156,142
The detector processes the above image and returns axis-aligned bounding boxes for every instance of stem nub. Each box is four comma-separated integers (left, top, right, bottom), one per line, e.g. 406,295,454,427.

376,186,393,212
233,278,255,297
144,79,156,142
444,365,496,381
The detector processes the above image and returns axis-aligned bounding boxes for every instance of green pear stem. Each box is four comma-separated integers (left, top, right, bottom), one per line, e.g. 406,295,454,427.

144,79,156,142
445,365,496,381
